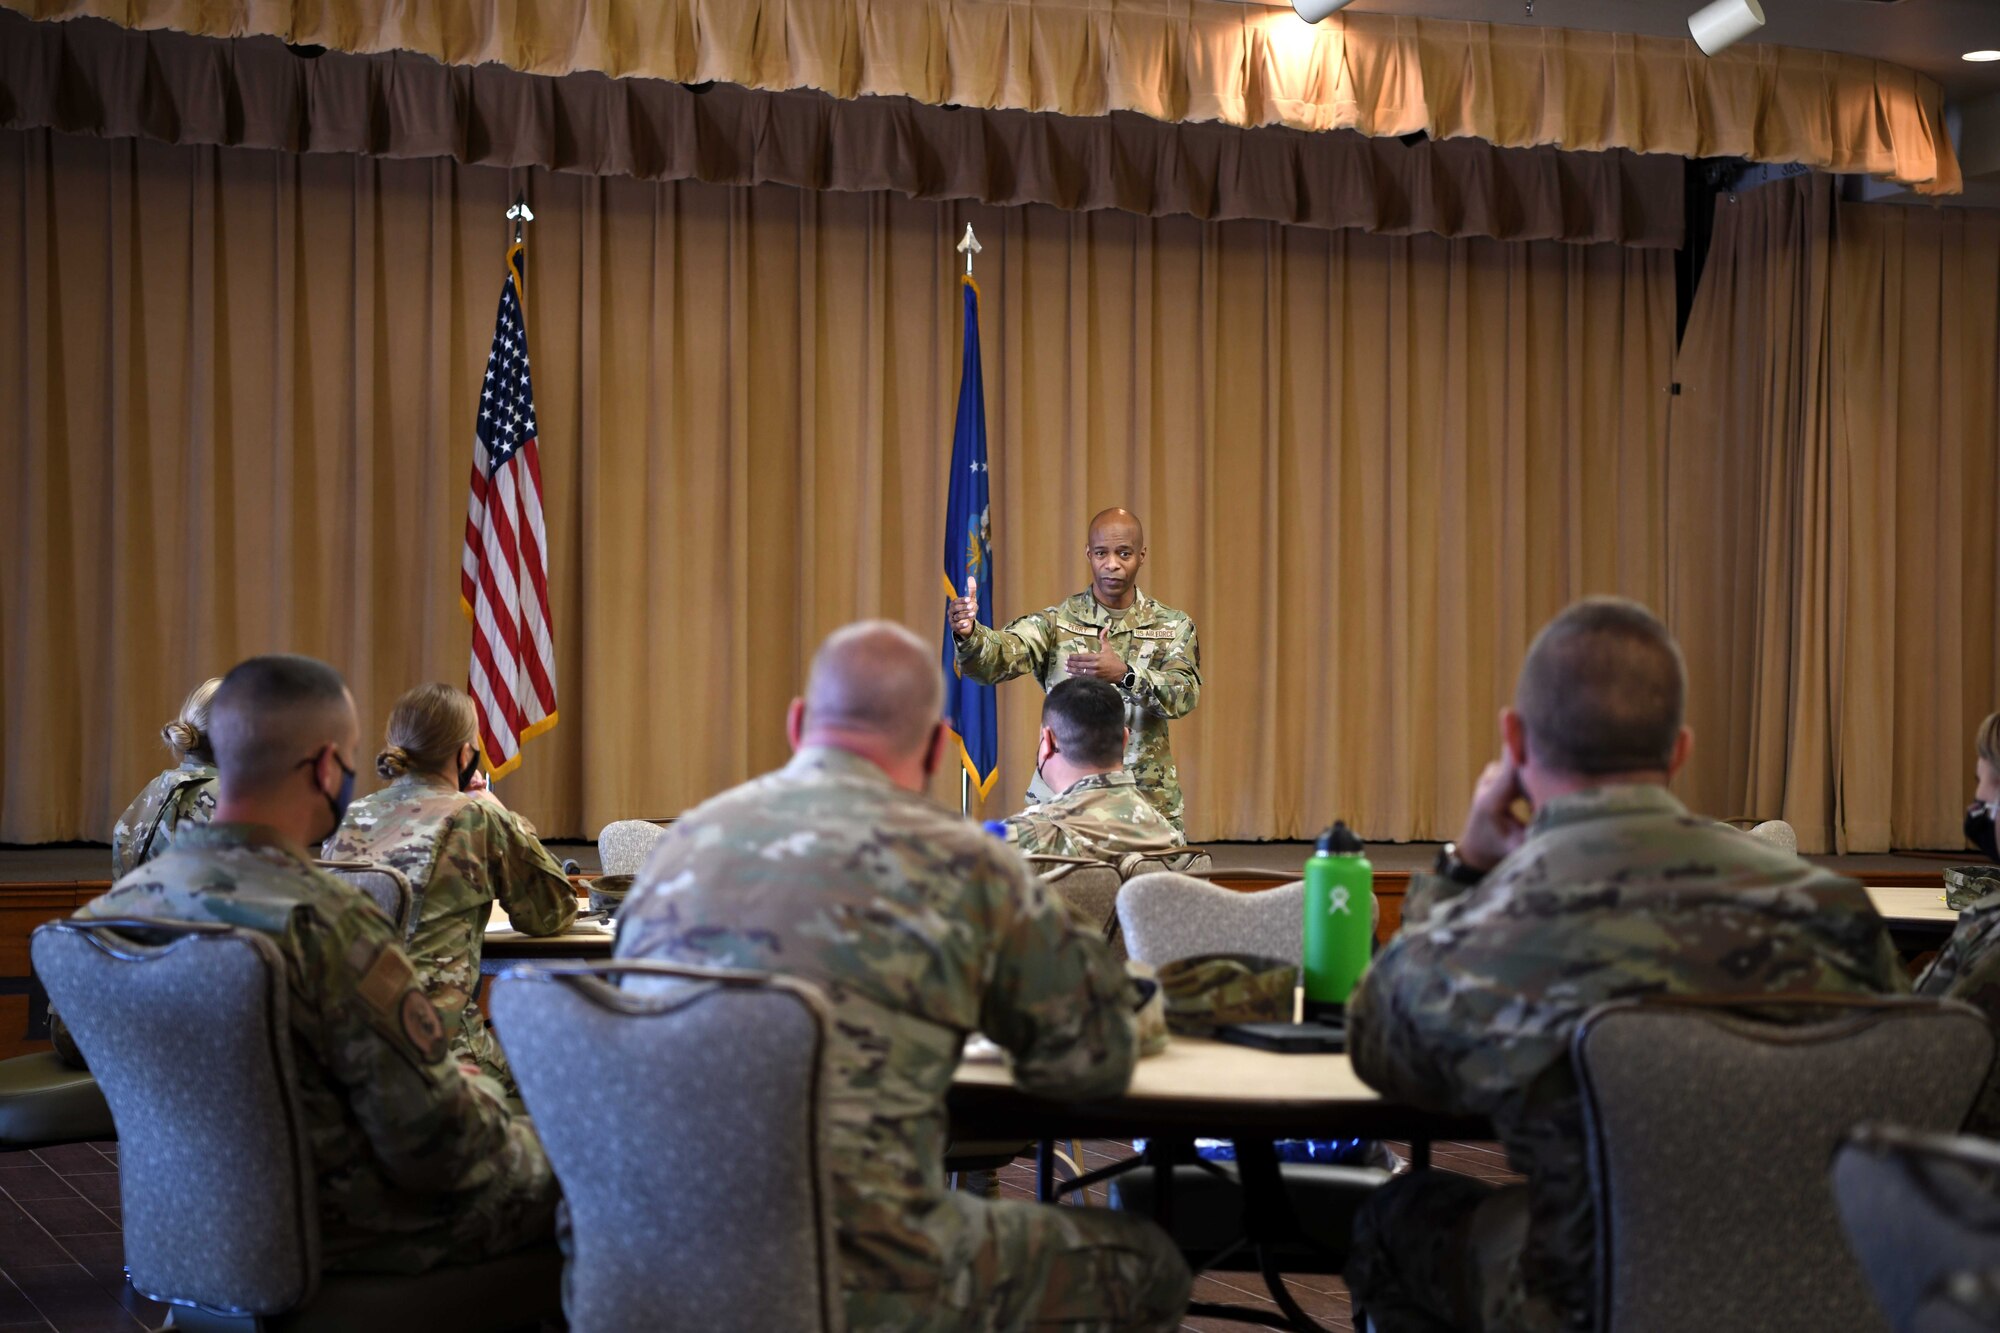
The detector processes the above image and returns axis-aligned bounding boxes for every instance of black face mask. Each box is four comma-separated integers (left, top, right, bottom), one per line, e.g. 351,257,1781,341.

300,749,357,844
458,752,483,792
1968,804,1999,864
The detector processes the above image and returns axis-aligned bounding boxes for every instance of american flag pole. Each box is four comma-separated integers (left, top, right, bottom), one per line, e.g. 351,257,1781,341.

461,194,558,781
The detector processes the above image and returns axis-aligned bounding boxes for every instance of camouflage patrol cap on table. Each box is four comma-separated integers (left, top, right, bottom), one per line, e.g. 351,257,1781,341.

1946,865,2000,911
588,874,634,916
1156,953,1295,1035
1129,972,1170,1057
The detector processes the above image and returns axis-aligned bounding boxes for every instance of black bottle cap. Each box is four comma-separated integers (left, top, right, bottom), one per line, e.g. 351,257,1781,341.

1315,820,1365,855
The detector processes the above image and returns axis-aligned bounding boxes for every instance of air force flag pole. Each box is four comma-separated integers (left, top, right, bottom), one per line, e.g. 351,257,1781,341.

941,225,997,812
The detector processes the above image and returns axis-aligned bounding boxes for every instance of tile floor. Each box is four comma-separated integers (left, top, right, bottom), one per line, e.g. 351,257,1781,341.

0,1137,1521,1333
0,1142,162,1332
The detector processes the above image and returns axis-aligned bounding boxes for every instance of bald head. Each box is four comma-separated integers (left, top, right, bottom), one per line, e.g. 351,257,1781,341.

1088,508,1144,547
801,621,946,757
210,655,358,794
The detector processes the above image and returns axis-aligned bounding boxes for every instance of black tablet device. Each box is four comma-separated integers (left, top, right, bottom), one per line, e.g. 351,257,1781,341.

1214,1020,1346,1054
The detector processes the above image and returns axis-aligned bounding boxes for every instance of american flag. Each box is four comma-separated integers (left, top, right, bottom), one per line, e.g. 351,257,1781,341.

460,240,557,779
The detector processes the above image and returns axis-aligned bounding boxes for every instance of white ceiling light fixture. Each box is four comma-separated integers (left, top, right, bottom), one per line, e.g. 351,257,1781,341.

1292,0,1356,21
1965,51,2000,63
1688,0,1766,56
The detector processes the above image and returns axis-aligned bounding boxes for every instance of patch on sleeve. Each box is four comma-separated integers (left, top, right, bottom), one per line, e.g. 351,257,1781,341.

355,945,416,1020
399,990,447,1064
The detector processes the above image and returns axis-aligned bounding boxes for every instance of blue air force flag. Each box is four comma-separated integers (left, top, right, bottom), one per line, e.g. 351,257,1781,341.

941,275,998,800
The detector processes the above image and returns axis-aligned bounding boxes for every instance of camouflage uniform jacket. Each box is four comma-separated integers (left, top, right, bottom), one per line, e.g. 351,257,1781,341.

615,745,1138,1300
956,589,1200,831
1348,785,1906,1333
1915,871,2000,1131
323,773,576,1086
75,823,554,1271
110,759,219,878
1004,771,1186,864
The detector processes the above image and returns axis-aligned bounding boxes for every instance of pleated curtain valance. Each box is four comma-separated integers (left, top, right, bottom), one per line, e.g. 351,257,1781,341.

0,0,1961,194
0,10,1682,246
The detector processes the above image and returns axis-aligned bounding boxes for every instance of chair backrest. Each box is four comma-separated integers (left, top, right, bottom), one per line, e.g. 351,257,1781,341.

1031,859,1126,959
1117,872,1303,966
1748,820,1800,852
597,820,669,877
1832,1125,2000,1333
31,918,318,1316
315,860,415,936
1119,850,1215,878
1575,996,1995,1333
491,962,842,1333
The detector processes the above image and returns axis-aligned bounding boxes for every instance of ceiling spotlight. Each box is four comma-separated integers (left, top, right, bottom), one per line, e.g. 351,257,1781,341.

1965,51,2000,63
1292,0,1355,20
1688,0,1765,56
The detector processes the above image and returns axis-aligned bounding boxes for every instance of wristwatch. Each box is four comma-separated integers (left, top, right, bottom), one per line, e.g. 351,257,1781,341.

1120,669,1139,692
1434,842,1489,887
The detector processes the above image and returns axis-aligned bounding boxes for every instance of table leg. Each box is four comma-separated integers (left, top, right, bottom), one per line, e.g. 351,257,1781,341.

1412,1138,1432,1171
1036,1139,1057,1203
1233,1139,1332,1333
1144,1137,1184,1231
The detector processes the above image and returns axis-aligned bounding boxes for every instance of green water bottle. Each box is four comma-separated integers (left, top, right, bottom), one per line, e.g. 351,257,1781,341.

1302,821,1373,1011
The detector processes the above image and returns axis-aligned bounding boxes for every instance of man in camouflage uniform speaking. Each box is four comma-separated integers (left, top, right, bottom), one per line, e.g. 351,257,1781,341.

950,508,1200,832
617,621,1189,1333
62,655,557,1274
1344,599,1904,1333
1004,677,1186,866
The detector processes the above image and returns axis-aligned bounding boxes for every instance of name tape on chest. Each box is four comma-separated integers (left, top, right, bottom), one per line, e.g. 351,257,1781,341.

1057,620,1178,641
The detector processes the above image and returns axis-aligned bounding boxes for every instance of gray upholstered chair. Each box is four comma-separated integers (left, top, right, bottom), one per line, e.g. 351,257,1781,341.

1833,1125,2000,1333
492,961,843,1333
1117,872,1304,966
30,917,561,1332
597,819,670,877
1747,819,1801,852
1574,996,1995,1333
314,860,415,935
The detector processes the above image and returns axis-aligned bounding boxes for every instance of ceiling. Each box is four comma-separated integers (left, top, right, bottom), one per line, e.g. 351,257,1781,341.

1249,0,2000,99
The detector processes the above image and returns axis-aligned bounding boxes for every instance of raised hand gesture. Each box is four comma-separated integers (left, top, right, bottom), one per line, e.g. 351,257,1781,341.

949,576,980,639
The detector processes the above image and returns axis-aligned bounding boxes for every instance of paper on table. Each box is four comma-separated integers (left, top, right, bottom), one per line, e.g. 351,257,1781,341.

486,901,612,936
962,1034,1005,1063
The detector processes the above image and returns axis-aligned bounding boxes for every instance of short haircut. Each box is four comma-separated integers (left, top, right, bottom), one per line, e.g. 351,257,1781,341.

209,655,353,790
1515,598,1686,776
1043,678,1127,768
1979,712,2000,770
803,621,945,755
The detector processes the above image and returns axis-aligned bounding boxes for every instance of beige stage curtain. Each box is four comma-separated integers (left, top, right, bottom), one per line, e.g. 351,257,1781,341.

0,10,1687,249
1670,177,2000,853
2,0,1960,194
0,126,1675,844
1668,176,1842,848
1835,202,2000,852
